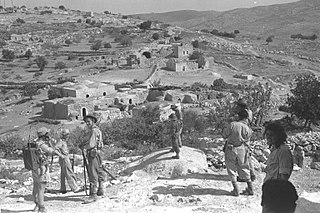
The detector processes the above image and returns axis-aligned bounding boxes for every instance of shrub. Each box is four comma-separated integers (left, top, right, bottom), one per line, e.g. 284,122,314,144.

55,61,67,70
189,50,203,60
192,40,199,48
2,49,15,60
0,134,24,158
152,33,160,40
24,49,32,59
22,83,39,99
139,20,152,30
35,56,48,71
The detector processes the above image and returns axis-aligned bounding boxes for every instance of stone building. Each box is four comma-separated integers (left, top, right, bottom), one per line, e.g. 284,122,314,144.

166,58,198,72
173,43,193,58
51,80,116,99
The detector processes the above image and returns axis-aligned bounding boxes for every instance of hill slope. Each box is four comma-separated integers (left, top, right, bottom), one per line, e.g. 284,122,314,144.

132,0,320,37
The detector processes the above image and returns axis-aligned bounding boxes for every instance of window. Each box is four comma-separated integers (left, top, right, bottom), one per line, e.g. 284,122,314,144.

103,92,106,96
86,94,89,98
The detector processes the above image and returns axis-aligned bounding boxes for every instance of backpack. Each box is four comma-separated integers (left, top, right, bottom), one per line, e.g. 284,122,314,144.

23,142,41,170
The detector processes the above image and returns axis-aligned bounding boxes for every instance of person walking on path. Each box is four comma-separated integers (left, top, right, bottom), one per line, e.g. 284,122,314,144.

168,113,181,159
264,122,293,182
80,114,105,204
222,110,254,196
55,128,82,194
32,127,64,213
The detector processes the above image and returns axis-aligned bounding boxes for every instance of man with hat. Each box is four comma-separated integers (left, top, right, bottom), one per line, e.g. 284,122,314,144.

32,127,64,213
170,103,183,148
55,128,82,194
168,113,181,159
81,114,105,204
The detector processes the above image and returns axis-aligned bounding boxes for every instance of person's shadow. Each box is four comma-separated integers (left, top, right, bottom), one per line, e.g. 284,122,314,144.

152,184,231,197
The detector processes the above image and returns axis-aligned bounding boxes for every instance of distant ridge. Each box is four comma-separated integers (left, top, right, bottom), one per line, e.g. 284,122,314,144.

131,0,320,37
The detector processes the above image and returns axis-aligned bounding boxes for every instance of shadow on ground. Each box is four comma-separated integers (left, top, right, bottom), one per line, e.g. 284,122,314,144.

152,184,231,197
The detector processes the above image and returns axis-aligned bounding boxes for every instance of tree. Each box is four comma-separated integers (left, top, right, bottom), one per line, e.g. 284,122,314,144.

16,18,25,24
152,33,160,40
23,83,39,99
234,30,240,34
24,49,32,59
192,40,199,48
139,20,152,30
55,61,67,70
58,5,66,10
287,73,320,128
266,36,274,44
189,50,203,60
120,36,132,46
2,49,15,61
77,19,82,23
35,56,48,71
65,39,72,45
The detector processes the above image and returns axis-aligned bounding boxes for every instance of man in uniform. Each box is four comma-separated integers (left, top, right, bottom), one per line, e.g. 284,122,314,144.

171,103,183,148
55,128,82,194
81,114,105,204
222,110,254,196
32,127,64,213
168,113,181,159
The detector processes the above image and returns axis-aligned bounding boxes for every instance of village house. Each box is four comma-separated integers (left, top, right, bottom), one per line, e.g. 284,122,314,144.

166,55,209,72
173,43,193,58
50,80,116,99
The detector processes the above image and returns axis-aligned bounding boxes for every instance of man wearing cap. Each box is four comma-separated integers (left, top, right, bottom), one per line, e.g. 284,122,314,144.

171,103,183,148
168,113,181,159
55,128,82,194
81,114,105,204
32,127,64,213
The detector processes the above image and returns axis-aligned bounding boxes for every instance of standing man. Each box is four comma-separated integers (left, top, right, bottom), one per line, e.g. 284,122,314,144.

234,98,256,182
32,127,64,213
55,128,82,194
264,122,293,182
222,110,254,196
171,103,183,148
168,113,181,159
81,114,105,204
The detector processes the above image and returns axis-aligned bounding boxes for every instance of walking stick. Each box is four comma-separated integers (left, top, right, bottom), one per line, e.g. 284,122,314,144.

81,149,89,196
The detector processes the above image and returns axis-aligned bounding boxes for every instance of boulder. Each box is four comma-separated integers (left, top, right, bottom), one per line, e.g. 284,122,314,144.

121,146,208,178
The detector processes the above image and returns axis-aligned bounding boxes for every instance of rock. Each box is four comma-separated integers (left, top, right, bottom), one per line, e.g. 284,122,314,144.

111,179,121,185
23,180,32,186
0,179,7,184
16,187,28,194
121,146,208,178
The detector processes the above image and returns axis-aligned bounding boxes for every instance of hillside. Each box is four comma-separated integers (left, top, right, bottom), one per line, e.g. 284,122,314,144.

131,0,320,37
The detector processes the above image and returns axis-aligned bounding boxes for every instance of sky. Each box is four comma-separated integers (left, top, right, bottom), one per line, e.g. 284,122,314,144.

9,0,299,14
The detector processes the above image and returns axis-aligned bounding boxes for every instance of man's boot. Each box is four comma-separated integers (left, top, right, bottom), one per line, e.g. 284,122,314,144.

38,205,47,213
97,182,104,196
240,181,254,196
231,181,239,197
83,185,98,204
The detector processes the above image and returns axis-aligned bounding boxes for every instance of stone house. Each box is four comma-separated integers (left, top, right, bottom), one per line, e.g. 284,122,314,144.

51,80,116,99
173,43,193,58
166,58,198,72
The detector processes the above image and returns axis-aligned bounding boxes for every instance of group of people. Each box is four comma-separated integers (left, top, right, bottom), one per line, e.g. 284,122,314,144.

29,97,300,212
30,114,105,212
222,98,298,212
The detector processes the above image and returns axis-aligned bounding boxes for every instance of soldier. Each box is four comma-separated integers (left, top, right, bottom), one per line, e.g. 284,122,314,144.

80,114,105,204
170,103,183,148
32,127,64,213
55,128,82,194
222,110,254,196
168,113,181,159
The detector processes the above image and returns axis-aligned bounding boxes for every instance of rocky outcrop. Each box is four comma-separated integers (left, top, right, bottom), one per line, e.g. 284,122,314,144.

121,146,208,178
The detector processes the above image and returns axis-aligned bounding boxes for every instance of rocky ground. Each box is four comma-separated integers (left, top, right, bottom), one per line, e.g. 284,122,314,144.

1,146,320,213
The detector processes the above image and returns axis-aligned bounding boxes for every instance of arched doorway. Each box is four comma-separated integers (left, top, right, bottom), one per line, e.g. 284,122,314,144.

82,107,87,117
